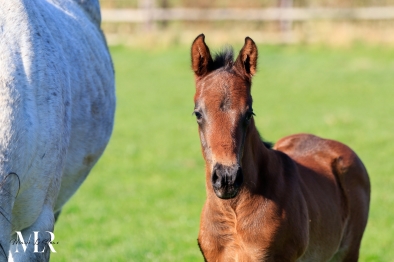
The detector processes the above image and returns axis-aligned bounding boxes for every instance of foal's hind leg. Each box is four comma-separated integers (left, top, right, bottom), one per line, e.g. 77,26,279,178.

331,152,370,262
329,240,362,262
9,205,56,262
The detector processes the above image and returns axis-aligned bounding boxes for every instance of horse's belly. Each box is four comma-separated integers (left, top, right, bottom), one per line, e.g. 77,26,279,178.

55,87,115,210
55,124,113,210
47,2,115,211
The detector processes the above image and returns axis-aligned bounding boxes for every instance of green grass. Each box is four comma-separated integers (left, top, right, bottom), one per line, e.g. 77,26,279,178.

53,43,394,261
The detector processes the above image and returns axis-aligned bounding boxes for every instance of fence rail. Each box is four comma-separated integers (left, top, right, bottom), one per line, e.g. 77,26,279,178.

101,7,394,22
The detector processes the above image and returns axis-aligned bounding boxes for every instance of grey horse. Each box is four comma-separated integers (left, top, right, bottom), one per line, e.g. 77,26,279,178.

0,0,115,260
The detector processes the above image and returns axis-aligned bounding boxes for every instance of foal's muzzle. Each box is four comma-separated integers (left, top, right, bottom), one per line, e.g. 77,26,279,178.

211,163,243,199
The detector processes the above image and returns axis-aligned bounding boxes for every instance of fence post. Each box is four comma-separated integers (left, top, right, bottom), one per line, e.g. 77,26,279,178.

138,0,156,31
279,0,293,43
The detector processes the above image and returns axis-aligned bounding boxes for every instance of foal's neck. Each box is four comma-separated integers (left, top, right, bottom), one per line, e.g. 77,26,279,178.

240,120,273,195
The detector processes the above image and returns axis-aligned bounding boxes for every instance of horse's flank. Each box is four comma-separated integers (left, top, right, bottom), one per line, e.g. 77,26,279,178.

191,34,370,261
0,0,115,260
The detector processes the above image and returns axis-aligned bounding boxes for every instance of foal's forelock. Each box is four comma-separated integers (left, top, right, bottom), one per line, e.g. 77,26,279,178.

212,46,234,71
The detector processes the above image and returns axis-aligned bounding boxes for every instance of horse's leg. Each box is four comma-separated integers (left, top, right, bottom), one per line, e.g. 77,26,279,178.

8,173,59,261
0,173,21,262
54,210,62,223
0,210,11,262
0,196,12,262
9,204,55,262
330,154,370,262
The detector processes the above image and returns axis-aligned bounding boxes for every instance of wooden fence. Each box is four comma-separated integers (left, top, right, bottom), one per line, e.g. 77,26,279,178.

101,7,394,22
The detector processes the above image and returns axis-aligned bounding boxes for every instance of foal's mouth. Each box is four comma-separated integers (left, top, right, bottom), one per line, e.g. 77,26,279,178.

213,186,240,199
211,163,243,199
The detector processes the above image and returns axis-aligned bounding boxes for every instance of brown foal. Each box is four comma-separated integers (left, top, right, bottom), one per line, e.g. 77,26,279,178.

191,34,370,262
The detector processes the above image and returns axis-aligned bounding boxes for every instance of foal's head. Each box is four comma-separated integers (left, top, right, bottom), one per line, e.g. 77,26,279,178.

191,34,258,199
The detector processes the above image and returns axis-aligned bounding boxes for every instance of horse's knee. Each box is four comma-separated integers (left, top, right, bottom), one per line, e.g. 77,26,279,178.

9,206,56,262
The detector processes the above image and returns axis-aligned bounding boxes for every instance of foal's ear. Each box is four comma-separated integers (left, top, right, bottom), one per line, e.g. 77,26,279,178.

191,34,213,77
234,37,258,77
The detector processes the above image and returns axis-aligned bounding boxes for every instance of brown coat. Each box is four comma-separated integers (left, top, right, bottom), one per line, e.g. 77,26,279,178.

191,34,370,262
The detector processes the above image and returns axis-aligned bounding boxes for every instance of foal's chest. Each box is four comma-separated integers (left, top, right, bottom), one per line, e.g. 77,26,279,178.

219,239,265,262
199,207,301,262
200,224,270,262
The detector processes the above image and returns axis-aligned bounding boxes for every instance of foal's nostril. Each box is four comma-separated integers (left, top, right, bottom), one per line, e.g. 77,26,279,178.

211,169,221,188
211,164,243,189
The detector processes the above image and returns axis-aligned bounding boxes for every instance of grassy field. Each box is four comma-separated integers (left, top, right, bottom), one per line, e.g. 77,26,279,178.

53,43,394,261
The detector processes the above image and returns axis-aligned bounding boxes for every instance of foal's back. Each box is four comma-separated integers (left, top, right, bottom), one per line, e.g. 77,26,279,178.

274,134,370,261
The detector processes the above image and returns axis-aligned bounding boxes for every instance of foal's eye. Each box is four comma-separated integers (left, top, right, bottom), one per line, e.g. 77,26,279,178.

194,111,203,122
245,111,255,122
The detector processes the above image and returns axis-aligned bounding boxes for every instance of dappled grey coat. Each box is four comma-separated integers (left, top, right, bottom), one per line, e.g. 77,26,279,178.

0,0,115,261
